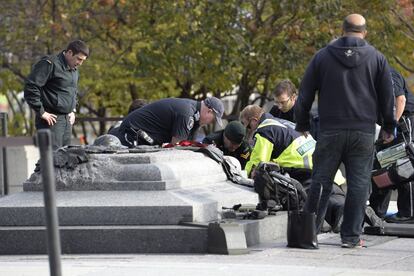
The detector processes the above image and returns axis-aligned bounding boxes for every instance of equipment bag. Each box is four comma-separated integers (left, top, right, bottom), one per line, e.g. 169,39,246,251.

287,187,318,249
253,162,307,211
373,118,414,189
376,142,407,168
372,157,414,189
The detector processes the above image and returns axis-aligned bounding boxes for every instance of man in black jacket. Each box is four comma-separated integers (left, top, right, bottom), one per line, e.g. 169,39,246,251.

24,40,89,148
295,14,396,248
203,121,251,169
116,97,224,147
269,79,297,123
269,79,320,139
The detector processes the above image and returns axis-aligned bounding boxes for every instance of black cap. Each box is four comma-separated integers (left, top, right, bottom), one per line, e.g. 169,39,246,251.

224,121,246,144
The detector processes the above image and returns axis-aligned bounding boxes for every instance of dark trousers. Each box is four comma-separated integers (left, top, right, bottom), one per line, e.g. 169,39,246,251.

370,115,414,218
286,168,345,228
35,114,71,149
370,181,414,218
304,130,375,244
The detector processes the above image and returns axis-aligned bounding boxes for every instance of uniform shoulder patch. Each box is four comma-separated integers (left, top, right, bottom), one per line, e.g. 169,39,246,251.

187,116,194,130
240,152,250,159
41,55,55,65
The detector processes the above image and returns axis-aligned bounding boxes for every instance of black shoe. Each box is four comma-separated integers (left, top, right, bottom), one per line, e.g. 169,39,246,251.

332,214,343,233
385,214,414,224
365,206,385,227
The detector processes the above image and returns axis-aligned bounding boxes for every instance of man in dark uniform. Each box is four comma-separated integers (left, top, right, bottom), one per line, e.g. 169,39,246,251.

24,40,89,149
370,68,414,223
203,121,251,169
116,97,224,147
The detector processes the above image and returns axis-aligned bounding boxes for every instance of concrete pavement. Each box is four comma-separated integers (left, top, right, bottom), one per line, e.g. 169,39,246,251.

1,233,413,276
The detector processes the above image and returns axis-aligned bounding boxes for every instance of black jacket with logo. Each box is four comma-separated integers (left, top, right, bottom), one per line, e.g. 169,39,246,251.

119,98,200,145
24,52,78,115
295,36,396,134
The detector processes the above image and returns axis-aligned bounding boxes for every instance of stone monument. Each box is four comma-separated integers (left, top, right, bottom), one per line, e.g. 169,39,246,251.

0,145,287,254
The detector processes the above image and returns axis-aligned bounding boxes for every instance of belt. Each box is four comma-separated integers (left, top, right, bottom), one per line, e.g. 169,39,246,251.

126,127,155,146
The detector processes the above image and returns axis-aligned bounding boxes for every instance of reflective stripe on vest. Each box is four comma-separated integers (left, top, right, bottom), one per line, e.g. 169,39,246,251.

257,118,315,169
273,135,315,169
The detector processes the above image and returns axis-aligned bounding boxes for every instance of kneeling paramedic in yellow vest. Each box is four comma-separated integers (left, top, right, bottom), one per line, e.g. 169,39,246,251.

240,105,344,184
240,105,345,232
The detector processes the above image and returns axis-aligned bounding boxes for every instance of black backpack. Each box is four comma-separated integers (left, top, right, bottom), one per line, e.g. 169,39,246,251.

254,162,307,211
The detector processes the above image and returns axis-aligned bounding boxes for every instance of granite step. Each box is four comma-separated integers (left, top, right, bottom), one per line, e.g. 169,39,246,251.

0,214,288,254
0,183,258,226
0,225,208,254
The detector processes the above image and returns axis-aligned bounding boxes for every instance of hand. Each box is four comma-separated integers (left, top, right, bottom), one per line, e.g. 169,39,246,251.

41,111,57,126
68,112,76,125
381,131,395,144
250,168,256,179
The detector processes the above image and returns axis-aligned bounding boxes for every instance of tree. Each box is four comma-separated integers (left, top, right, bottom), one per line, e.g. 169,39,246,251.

0,0,411,137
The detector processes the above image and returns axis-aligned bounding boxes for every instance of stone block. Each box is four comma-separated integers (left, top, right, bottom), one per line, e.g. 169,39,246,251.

0,182,258,226
23,150,227,191
0,225,208,254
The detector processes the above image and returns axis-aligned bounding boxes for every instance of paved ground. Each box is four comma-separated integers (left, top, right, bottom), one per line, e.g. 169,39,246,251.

1,233,413,276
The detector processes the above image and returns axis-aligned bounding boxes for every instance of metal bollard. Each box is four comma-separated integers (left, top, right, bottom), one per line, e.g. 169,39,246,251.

0,112,7,195
36,129,62,276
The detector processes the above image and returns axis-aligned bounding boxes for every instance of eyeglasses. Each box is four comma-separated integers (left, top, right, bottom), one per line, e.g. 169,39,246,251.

275,96,292,107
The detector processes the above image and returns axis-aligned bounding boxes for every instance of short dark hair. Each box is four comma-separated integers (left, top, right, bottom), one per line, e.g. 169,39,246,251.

343,19,366,33
272,79,297,98
66,40,89,57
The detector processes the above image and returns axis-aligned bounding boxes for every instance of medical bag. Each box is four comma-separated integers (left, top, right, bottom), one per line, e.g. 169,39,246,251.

372,119,414,189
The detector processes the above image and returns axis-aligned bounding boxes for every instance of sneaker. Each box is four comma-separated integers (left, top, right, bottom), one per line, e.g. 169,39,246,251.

341,239,365,249
385,213,414,224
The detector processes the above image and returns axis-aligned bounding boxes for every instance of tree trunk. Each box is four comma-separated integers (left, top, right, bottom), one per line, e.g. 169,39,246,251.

129,83,138,100
177,79,192,98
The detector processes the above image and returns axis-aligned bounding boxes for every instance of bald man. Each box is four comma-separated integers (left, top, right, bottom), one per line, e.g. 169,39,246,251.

295,14,396,248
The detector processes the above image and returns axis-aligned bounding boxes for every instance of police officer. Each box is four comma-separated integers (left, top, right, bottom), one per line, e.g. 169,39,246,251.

24,40,89,149
203,121,251,169
370,68,414,223
116,97,224,147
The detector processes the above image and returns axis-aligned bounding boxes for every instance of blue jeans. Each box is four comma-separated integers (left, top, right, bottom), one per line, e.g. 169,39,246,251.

304,130,375,244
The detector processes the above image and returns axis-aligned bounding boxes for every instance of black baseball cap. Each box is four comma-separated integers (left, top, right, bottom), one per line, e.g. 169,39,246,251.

224,121,246,144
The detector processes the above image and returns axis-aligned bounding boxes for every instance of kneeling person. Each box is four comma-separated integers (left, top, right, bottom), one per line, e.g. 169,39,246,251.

241,104,345,232
116,97,224,147
203,121,251,169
